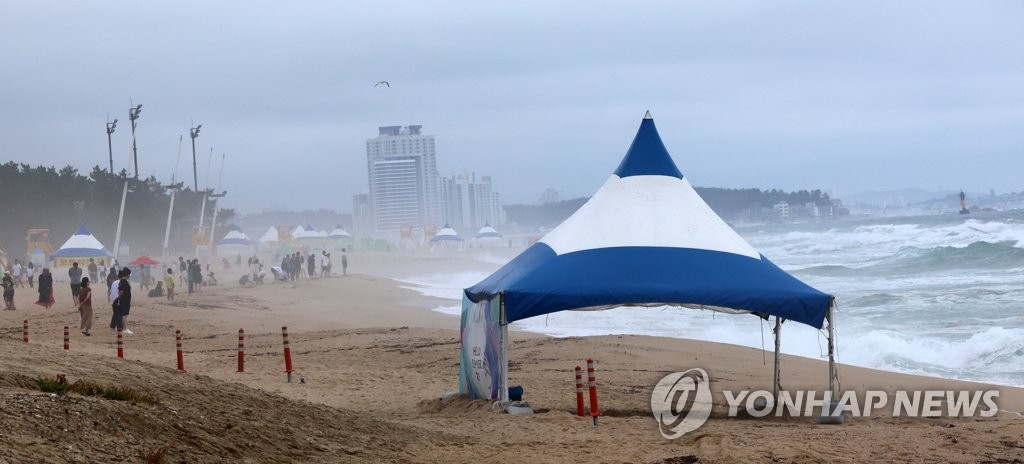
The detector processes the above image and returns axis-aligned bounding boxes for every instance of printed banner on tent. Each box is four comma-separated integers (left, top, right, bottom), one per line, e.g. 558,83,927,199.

459,294,502,400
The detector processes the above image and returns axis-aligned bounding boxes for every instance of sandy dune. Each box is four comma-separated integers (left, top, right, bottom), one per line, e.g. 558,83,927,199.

1,252,1023,463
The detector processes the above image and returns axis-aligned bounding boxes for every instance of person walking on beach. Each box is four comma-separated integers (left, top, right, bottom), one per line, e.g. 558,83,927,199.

164,268,175,301
97,261,107,282
307,253,316,279
77,277,93,336
69,262,83,300
110,268,132,334
105,267,118,301
11,260,22,288
321,251,330,277
2,271,15,310
341,248,348,276
87,258,98,283
26,262,35,288
178,256,187,287
35,267,54,308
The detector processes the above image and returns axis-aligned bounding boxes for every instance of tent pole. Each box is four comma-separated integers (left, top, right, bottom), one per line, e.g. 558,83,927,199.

773,316,781,401
827,303,836,397
499,292,509,406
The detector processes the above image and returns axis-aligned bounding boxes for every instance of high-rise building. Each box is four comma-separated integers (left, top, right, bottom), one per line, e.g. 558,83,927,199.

351,193,372,236
366,125,441,234
440,172,505,230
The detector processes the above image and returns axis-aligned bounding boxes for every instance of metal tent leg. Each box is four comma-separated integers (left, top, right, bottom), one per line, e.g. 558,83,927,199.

773,316,781,401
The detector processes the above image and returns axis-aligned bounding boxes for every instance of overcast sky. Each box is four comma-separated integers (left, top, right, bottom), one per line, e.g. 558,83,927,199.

2,1,1022,213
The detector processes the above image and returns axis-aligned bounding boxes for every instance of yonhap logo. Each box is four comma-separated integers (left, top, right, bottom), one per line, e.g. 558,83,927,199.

650,368,713,439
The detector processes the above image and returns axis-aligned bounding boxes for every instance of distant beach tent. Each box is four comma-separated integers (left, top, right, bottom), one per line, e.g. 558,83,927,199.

430,224,464,243
458,113,836,408
216,225,255,256
259,226,279,244
475,224,502,239
127,256,160,266
293,225,327,242
328,225,352,240
51,225,113,268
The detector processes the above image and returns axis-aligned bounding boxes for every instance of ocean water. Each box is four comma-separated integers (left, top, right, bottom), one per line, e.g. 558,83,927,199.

397,211,1024,387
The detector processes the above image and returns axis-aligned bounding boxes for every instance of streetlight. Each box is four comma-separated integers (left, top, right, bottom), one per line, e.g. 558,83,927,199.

105,118,118,174
190,124,202,191
161,135,186,264
128,103,142,179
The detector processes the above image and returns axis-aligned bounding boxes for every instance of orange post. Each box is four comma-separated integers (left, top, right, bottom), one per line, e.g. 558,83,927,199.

282,326,293,382
237,329,245,373
63,326,69,351
587,358,600,426
117,328,124,358
575,366,585,417
176,330,185,371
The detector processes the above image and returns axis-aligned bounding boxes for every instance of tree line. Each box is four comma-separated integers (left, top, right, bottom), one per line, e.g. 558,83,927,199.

504,187,831,230
0,162,234,260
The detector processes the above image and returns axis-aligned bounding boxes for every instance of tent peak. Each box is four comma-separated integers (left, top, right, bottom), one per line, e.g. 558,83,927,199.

613,117,683,179
643,110,652,120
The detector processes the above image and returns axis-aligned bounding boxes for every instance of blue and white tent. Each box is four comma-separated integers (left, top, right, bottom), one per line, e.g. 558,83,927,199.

458,113,836,405
475,224,502,239
215,225,254,256
51,225,113,268
430,224,463,243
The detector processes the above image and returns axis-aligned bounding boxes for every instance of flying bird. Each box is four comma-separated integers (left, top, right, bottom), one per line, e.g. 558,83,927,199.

375,81,390,87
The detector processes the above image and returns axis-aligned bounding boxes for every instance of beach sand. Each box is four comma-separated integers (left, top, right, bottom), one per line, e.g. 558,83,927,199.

1,251,1023,463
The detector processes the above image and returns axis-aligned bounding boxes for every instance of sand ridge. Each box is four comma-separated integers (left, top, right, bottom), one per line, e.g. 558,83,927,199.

1,251,1023,463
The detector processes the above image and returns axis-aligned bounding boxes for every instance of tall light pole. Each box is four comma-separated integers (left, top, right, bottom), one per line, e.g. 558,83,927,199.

128,103,142,179
162,135,185,264
114,101,142,266
105,117,118,174
190,123,202,191
207,153,227,259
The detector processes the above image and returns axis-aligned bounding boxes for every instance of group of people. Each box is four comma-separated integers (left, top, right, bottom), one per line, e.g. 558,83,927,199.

2,264,54,310
2,259,133,338
277,249,347,281
5,259,38,288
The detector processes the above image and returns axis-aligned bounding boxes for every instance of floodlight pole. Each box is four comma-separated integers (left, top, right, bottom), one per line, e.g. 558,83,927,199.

105,117,118,174
162,135,185,264
112,177,129,267
128,103,142,179
190,123,202,191
207,153,227,258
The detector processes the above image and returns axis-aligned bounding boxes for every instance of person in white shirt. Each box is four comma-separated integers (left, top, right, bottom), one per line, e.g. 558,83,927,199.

11,260,22,288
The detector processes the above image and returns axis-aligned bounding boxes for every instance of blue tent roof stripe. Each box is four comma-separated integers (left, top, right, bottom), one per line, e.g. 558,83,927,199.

612,116,683,179
464,114,833,329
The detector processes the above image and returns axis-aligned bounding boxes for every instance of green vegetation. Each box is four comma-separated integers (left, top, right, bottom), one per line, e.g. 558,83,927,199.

0,162,234,258
35,374,157,404
505,188,832,229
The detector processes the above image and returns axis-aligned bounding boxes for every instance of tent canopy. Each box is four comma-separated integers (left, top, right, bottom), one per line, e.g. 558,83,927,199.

431,224,463,242
51,225,113,258
465,114,832,329
128,256,160,266
475,224,502,239
217,225,253,246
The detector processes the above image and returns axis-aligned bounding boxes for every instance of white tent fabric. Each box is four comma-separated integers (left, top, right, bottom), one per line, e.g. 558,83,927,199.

259,226,279,244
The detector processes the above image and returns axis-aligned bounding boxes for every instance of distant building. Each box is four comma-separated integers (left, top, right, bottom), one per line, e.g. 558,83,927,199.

440,173,505,230
538,188,562,205
352,193,372,236
366,125,441,234
772,201,790,219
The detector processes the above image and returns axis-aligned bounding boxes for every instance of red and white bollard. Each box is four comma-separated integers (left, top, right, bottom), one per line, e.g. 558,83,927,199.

587,358,600,426
116,327,124,359
237,329,245,373
282,326,293,382
23,320,28,343
575,366,585,417
63,326,69,351
175,330,185,371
